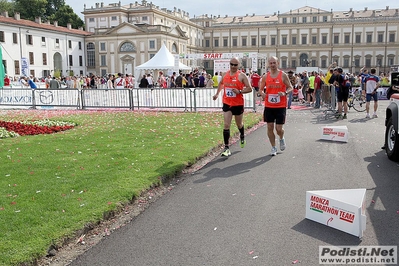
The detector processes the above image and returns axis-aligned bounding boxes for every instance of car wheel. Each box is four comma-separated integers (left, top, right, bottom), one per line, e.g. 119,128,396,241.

385,117,399,162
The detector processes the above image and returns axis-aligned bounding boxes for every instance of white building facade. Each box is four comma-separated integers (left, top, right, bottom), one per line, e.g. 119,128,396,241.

0,12,91,79
82,2,399,75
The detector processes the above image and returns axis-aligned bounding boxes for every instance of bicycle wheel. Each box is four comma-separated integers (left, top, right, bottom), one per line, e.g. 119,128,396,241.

352,95,366,112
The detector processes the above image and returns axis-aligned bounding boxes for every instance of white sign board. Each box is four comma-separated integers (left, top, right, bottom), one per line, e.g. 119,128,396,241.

306,189,367,238
214,60,230,75
321,125,349,142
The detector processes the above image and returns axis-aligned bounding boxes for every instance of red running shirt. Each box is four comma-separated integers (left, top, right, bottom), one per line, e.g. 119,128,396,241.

264,71,287,108
221,71,245,106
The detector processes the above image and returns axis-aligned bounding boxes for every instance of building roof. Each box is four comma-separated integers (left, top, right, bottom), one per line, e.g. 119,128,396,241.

0,13,91,36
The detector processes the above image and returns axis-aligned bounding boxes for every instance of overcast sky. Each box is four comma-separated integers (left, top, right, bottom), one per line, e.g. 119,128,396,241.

67,0,399,19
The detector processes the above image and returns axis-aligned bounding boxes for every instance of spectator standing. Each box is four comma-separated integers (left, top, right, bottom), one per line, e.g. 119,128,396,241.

107,74,115,89
139,74,149,88
313,72,322,108
365,68,380,118
114,73,125,89
4,74,10,86
198,73,206,87
26,77,37,89
286,70,296,109
332,68,349,119
212,57,253,157
49,77,60,89
147,74,154,88
212,72,219,88
259,56,293,156
206,74,214,88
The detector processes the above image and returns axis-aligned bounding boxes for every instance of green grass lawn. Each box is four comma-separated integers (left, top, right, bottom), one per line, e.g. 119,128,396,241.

0,110,261,265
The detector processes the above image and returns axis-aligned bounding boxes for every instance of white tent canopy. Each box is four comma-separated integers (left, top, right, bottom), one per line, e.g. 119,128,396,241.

135,44,191,71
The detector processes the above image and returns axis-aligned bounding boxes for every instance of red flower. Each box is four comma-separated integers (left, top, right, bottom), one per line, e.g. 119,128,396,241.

0,121,74,136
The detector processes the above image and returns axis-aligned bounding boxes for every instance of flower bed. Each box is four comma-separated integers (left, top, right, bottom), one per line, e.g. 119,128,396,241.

0,119,76,138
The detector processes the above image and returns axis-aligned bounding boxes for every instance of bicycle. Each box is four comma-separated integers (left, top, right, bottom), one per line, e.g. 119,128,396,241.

347,88,366,112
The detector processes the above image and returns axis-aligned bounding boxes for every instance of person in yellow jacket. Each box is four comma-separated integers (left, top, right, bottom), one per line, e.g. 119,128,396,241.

212,72,219,88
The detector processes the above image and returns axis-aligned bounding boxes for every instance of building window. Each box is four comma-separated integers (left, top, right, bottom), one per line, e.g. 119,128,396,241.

281,59,287,68
41,36,46,46
89,18,94,22
322,35,327,44
171,43,177,53
282,18,287,24
251,37,256,46
79,56,83,66
100,42,106,51
355,34,361,43
55,38,59,48
242,37,247,46
312,16,317,22
271,37,276,46
291,60,296,68
26,35,33,45
29,52,34,65
68,40,72,49
312,36,316,44
111,16,117,21
333,34,339,44
120,42,136,52
261,36,266,46
13,33,17,44
214,39,219,47
366,33,372,43
0,31,4,42
87,42,95,67
292,17,297,23
149,40,155,49
343,58,349,68
282,36,287,45
302,17,307,23
311,60,316,67
42,53,47,65
301,35,307,45
78,41,82,49
149,54,155,59
321,59,327,68
205,39,210,47
14,60,20,75
378,33,383,43
389,33,395,43
388,57,394,66
323,16,327,22
355,58,360,67
142,16,148,21
292,36,296,45
365,57,371,67
100,55,106,66
69,55,73,66
223,38,228,47
205,21,209,27
344,34,350,44
232,38,237,47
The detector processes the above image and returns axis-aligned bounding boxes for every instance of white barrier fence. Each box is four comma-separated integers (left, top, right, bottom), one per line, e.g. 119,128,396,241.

0,87,257,112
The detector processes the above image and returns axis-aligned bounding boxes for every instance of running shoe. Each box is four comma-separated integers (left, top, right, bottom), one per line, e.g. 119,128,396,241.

279,138,286,151
240,137,246,148
365,114,370,119
270,146,277,156
372,114,378,118
343,114,347,119
221,147,231,157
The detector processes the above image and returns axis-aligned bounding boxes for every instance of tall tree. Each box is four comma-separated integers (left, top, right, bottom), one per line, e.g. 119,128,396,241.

12,0,47,21
46,0,65,17
0,0,14,13
50,5,84,29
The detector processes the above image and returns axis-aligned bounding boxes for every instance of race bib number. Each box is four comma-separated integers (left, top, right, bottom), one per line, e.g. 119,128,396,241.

225,88,236,97
268,94,281,104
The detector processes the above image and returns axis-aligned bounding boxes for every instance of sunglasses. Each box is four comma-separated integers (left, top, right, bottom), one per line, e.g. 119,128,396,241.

230,63,238,67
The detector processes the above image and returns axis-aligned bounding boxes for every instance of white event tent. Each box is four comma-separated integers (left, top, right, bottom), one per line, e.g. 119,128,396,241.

135,44,191,71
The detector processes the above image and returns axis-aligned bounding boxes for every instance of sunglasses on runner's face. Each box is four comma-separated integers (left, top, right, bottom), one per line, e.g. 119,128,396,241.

230,63,238,66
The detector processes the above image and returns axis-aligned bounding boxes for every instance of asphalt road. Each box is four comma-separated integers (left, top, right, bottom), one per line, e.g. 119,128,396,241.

70,100,399,266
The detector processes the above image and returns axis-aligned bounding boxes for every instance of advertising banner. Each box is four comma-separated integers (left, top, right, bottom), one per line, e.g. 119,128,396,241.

306,189,367,238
